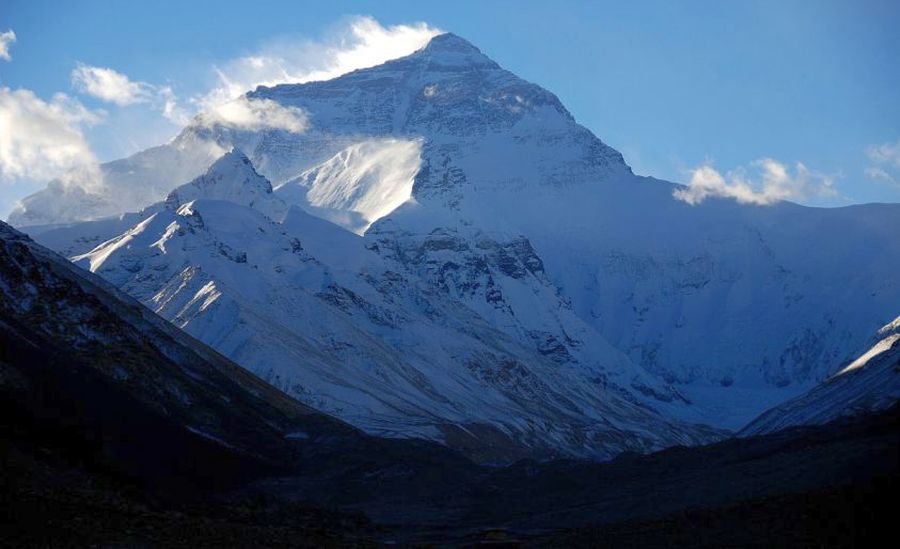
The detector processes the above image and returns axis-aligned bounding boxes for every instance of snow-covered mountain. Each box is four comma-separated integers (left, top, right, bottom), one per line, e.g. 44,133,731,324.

12,33,900,456
61,149,716,461
741,316,900,435
4,216,898,544
0,218,360,467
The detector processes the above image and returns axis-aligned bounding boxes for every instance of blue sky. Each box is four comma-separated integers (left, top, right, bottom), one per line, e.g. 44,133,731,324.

1,0,899,217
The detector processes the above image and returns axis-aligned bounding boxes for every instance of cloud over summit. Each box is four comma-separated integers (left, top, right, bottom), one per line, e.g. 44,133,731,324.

196,16,440,109
64,17,439,141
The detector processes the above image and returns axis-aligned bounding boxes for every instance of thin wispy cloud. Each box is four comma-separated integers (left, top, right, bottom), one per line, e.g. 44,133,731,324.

866,140,900,165
673,158,837,206
0,29,15,61
865,140,900,187
195,96,308,133
157,85,190,125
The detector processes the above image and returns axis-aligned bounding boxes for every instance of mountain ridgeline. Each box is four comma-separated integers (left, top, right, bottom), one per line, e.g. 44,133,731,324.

10,33,900,462
1,218,897,545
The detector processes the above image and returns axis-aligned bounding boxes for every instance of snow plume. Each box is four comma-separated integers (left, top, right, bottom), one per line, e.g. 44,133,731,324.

157,85,190,125
865,140,900,187
197,16,441,109
0,29,15,61
187,17,437,133
64,18,438,135
0,87,104,190
673,158,836,206
284,138,424,234
195,96,307,133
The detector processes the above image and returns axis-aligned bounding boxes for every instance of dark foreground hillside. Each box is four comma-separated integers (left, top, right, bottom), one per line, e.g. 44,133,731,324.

541,480,896,548
3,406,897,547
1,441,377,548
2,220,898,547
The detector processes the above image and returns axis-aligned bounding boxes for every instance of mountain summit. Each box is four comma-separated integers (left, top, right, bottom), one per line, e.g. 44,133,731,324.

8,32,627,228
12,33,900,458
410,32,499,67
422,32,484,53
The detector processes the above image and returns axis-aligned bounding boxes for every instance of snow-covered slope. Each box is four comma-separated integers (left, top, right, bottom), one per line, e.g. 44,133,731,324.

15,32,900,445
242,33,899,428
164,148,288,221
0,219,361,466
67,153,716,461
741,317,900,435
277,138,423,234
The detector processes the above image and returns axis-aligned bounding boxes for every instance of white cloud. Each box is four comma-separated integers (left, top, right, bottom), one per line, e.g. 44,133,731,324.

0,87,104,189
673,158,836,206
865,140,900,187
71,64,153,106
196,16,440,109
866,140,900,166
0,29,15,61
157,85,190,125
64,17,437,137
865,166,897,186
194,96,307,133
71,64,191,126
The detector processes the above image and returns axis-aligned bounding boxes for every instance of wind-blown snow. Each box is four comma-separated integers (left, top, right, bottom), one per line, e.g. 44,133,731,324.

66,146,717,460
275,138,422,234
19,32,900,455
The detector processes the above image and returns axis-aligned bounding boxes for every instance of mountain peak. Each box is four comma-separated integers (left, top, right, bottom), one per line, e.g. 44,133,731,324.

421,33,483,55
409,32,498,70
164,149,287,220
210,147,256,174
193,148,265,187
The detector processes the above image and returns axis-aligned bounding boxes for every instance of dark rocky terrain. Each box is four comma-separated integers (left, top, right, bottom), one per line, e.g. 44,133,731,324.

2,219,897,546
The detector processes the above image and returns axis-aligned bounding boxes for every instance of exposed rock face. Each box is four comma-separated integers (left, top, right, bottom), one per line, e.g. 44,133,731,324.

13,33,900,456
64,165,717,462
